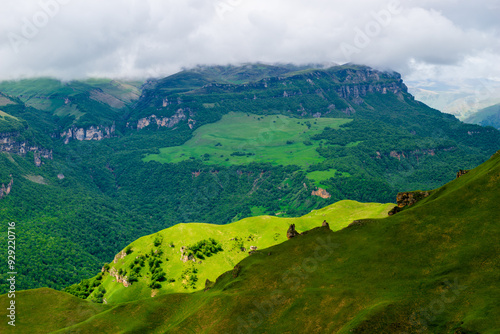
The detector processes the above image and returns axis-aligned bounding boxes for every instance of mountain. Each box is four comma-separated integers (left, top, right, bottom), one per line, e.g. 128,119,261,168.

2,149,499,333
408,78,500,120
1,63,500,294
464,103,500,129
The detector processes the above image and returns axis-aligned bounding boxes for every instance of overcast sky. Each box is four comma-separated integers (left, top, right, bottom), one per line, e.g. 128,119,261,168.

1,0,499,89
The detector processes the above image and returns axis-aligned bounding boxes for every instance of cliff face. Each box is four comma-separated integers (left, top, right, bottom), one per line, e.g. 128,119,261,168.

0,132,53,166
132,109,196,130
0,176,13,200
61,123,116,144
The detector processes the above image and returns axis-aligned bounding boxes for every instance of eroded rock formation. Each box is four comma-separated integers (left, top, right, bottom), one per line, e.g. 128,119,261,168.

0,132,52,166
287,224,299,239
61,123,116,144
388,190,431,215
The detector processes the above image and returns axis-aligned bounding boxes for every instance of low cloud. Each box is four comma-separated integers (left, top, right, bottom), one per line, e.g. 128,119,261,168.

0,0,498,85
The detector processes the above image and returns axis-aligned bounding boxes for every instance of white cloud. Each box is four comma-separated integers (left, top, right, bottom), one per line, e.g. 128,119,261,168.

0,0,498,85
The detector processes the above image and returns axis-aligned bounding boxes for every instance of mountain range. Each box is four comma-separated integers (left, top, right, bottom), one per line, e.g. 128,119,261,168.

0,63,499,332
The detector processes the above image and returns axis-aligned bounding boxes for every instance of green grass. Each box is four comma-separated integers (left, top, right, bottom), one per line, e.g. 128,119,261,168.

4,151,499,333
143,112,352,167
96,200,392,304
0,110,24,132
307,169,351,187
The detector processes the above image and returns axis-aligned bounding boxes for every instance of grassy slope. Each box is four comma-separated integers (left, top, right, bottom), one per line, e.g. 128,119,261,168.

143,112,352,167
3,150,497,333
0,110,24,133
0,78,140,118
2,288,107,334
99,200,392,303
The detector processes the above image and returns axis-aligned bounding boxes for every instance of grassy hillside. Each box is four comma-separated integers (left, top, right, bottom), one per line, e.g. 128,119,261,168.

69,200,393,304
0,78,140,129
144,112,351,167
0,110,24,133
2,150,498,333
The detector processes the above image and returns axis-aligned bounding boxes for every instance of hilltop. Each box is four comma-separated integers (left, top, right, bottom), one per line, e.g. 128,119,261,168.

2,149,499,333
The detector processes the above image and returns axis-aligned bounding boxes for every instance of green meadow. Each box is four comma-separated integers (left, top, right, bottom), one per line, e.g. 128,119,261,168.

143,112,352,167
306,169,352,187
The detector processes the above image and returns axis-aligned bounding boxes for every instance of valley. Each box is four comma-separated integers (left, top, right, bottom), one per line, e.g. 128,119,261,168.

0,63,499,333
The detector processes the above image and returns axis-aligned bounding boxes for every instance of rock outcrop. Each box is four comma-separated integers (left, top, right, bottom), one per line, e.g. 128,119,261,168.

180,246,195,263
61,123,115,144
0,176,13,200
388,190,431,215
113,250,126,263
109,267,130,287
287,224,299,239
135,109,188,130
0,132,53,166
311,188,331,199
456,169,470,178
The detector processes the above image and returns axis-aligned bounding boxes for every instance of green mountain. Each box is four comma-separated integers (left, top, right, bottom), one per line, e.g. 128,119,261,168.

465,103,500,129
1,63,500,295
64,200,393,304
2,149,498,333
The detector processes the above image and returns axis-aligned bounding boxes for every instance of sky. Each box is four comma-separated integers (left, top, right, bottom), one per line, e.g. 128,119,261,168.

1,0,499,90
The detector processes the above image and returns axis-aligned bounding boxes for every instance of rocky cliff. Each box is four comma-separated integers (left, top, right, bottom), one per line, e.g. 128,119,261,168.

0,132,53,166
61,123,116,144
0,176,13,200
132,109,196,130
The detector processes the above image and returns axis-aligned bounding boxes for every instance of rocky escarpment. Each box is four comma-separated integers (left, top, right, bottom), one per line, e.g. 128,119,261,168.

388,190,431,215
131,109,196,130
0,176,13,200
0,132,53,166
61,123,116,144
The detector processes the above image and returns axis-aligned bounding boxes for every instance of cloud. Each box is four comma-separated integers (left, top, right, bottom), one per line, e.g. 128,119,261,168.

0,0,498,85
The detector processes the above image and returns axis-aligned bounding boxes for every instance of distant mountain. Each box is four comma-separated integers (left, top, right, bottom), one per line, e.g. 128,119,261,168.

464,103,500,129
2,149,499,333
408,78,500,120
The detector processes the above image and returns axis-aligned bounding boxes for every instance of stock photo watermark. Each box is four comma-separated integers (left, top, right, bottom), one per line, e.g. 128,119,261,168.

215,0,243,20
8,0,72,54
340,0,402,62
6,222,17,327
231,233,340,333
402,277,468,333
